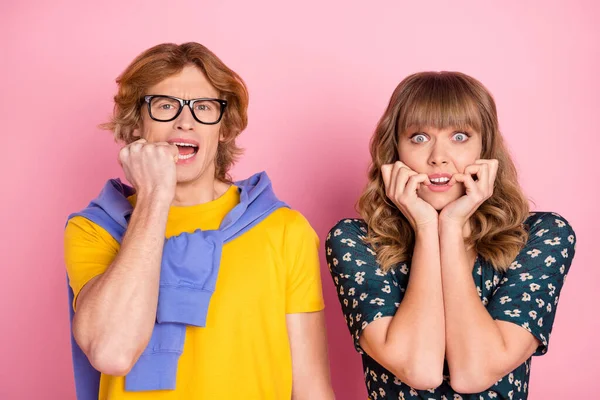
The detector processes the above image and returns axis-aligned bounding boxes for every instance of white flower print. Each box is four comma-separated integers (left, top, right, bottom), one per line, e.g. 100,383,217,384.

519,273,533,281
568,234,575,244
509,261,522,270
393,377,402,385
527,249,541,258
361,321,368,330
327,247,332,256
348,287,355,296
485,280,493,290
504,309,521,318
343,252,352,262
555,296,560,305
561,248,568,258
382,285,391,294
367,247,377,256
508,373,514,384
381,373,388,383
343,298,348,307
375,268,385,276
482,297,489,306
555,218,566,227
454,395,463,400
548,283,556,296
544,256,556,266
399,392,405,400
332,258,339,267
493,275,500,285
477,266,482,275
488,391,497,398
521,322,531,331
399,264,409,274
538,317,544,327
353,299,358,309
355,313,362,321
360,293,368,301
540,333,547,346
355,259,366,267
544,237,561,246
378,388,386,397
333,229,342,237
339,286,344,295
515,380,522,391
536,298,545,308
560,264,566,274
529,283,541,292
529,310,537,320
547,303,552,312
522,292,531,301
477,286,482,297
499,296,512,304
341,238,356,247
373,312,383,320
535,228,549,237
370,298,385,306
508,390,513,400
371,391,378,400
524,382,528,392
355,271,365,284
360,226,367,233
410,388,418,396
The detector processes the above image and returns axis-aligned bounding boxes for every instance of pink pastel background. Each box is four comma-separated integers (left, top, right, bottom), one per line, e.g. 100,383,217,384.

1,1,598,399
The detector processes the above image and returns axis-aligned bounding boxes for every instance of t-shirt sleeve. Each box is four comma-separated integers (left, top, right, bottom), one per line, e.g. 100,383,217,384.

487,212,576,355
64,215,120,309
284,210,325,314
325,219,405,353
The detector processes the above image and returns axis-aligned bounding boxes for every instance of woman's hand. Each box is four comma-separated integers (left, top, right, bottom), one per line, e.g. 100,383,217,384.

439,159,499,229
381,161,438,230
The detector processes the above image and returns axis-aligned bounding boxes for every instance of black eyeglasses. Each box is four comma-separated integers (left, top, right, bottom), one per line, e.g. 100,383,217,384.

143,95,228,125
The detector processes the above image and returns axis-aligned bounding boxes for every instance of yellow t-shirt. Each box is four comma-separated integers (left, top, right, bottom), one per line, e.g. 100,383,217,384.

64,185,325,400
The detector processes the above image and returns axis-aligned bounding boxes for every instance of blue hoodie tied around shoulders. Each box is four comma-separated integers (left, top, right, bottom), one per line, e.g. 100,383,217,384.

66,172,287,397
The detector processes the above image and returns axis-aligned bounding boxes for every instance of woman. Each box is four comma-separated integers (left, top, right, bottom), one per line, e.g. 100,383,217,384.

326,71,576,400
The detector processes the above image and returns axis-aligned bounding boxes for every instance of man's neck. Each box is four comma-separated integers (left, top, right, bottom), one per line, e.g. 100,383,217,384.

171,173,232,207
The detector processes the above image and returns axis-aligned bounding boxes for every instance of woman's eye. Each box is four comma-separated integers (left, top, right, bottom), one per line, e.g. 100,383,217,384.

453,132,469,142
410,134,428,144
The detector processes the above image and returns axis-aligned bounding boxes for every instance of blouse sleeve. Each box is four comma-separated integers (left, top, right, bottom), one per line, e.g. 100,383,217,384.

325,219,406,353
487,212,576,355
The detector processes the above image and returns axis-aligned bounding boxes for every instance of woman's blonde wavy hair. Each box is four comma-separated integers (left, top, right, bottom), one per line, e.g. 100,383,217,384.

358,71,530,272
100,42,249,183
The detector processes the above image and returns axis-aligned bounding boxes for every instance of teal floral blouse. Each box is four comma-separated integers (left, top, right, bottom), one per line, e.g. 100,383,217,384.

326,212,576,400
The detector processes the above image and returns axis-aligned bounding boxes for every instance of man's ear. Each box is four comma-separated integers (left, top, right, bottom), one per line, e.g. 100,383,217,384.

131,122,143,140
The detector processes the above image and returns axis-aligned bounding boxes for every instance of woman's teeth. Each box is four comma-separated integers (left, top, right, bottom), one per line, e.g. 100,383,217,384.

430,177,450,185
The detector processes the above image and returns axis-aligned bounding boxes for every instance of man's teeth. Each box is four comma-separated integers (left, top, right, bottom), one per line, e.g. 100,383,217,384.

172,142,198,147
430,177,450,184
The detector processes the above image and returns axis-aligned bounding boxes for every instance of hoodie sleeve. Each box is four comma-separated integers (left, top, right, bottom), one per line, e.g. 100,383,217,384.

64,216,119,309
284,210,325,314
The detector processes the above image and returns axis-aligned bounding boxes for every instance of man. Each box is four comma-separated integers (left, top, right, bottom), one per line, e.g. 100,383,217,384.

65,42,334,399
